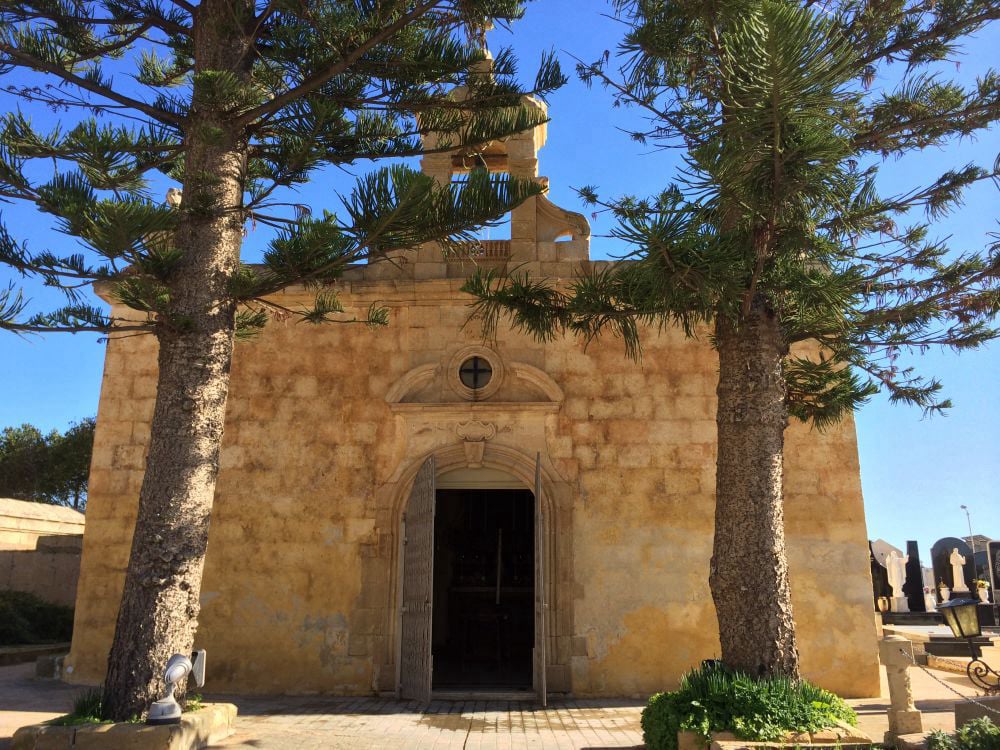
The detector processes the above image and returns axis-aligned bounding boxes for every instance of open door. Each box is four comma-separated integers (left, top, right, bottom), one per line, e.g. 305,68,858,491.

399,456,435,702
533,452,547,705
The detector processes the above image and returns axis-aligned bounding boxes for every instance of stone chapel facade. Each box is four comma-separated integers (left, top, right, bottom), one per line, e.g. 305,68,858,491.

66,92,880,701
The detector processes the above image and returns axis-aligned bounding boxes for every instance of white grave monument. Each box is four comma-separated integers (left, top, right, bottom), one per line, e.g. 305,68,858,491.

886,549,910,613
950,548,970,593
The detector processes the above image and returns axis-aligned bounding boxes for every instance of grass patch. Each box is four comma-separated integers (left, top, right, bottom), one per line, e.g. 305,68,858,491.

641,664,857,750
0,591,73,646
47,688,205,727
48,690,111,726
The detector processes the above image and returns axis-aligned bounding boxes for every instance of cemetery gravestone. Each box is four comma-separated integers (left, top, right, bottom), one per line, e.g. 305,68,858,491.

886,550,910,612
903,541,925,612
989,541,1000,603
870,541,892,607
930,537,976,594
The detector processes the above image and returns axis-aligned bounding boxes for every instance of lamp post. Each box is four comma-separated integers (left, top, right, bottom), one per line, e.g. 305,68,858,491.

937,599,999,695
960,505,977,577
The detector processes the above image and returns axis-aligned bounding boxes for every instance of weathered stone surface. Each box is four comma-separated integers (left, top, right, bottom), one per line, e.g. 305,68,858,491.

0,498,84,608
679,730,709,750
66,102,880,700
34,654,66,679
0,645,70,668
11,704,236,750
954,695,1000,728
894,732,930,750
695,723,872,750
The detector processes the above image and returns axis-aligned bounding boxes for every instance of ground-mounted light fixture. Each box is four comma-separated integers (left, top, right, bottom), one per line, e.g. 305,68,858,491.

147,650,207,725
937,599,999,695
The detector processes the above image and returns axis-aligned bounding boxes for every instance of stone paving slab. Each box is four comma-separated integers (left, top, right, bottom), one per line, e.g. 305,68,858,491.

208,695,645,750
2,660,989,750
0,662,84,750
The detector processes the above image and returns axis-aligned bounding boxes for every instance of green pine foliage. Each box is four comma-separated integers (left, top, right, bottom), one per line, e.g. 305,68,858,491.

466,0,1000,425
641,665,857,750
0,0,566,336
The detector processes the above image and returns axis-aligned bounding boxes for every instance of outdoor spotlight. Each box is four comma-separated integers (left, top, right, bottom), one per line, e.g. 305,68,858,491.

147,650,207,725
936,599,999,696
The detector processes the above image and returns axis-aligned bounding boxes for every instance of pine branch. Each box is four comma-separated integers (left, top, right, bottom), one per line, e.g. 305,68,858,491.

0,44,184,126
237,0,444,128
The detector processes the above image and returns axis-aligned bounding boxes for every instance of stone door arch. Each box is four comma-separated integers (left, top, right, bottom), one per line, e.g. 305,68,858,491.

389,444,568,701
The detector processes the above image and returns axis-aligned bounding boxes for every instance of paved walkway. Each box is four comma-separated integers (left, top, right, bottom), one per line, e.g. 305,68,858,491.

0,662,85,750
0,660,989,749
847,659,980,741
211,696,644,749
0,663,642,749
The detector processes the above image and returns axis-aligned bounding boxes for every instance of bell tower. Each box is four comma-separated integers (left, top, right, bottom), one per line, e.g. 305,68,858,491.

411,52,591,278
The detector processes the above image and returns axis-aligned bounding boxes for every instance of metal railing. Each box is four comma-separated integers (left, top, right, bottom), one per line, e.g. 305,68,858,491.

445,240,511,262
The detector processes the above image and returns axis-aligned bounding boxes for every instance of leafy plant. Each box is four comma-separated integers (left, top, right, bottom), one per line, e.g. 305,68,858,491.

929,719,1000,750
641,665,857,750
49,690,108,726
183,693,203,713
0,591,73,646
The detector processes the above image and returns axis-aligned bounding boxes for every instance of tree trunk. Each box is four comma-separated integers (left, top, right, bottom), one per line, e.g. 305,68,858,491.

101,0,252,721
709,296,800,678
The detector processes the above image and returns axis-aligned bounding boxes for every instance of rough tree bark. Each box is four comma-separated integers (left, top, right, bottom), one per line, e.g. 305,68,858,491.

101,0,253,721
709,295,800,678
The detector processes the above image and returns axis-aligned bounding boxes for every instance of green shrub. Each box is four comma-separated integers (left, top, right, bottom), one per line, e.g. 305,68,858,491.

0,590,74,645
928,718,1000,750
641,665,857,750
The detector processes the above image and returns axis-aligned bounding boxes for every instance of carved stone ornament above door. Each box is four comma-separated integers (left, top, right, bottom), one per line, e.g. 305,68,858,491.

456,420,498,467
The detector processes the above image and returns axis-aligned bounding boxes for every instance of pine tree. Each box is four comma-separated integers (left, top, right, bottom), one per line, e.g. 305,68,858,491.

0,0,564,719
466,0,1000,678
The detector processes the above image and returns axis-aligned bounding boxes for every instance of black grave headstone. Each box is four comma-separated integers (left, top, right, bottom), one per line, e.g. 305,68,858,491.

903,540,925,611
989,541,1000,603
930,536,976,593
870,540,892,606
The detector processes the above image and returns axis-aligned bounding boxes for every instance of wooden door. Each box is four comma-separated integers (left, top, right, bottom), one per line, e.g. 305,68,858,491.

399,456,435,702
533,452,547,705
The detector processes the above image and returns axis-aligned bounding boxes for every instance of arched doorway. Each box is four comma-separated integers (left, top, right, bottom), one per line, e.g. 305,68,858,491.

395,453,547,703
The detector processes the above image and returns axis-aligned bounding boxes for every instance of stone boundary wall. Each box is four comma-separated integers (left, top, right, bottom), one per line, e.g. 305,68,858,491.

0,497,85,607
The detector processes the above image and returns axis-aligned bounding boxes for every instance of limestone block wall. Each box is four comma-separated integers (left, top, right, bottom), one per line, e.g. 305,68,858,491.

67,276,879,698
0,497,86,607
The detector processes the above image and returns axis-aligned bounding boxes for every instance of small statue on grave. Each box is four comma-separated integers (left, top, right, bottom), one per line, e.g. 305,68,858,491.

886,550,909,598
950,548,970,592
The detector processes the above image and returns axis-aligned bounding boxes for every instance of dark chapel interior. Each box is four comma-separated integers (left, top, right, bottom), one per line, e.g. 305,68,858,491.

431,488,535,690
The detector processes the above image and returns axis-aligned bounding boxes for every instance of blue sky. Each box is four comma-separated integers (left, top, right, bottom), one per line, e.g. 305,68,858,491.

0,0,997,560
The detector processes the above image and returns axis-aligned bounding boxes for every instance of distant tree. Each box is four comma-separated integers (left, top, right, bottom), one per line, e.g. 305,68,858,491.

48,418,96,510
0,418,95,509
0,0,564,719
0,423,50,500
467,0,1000,678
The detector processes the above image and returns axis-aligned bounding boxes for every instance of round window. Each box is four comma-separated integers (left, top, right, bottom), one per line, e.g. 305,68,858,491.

459,356,493,390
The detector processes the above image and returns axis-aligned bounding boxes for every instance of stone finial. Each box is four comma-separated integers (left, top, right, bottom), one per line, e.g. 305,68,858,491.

165,187,182,208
